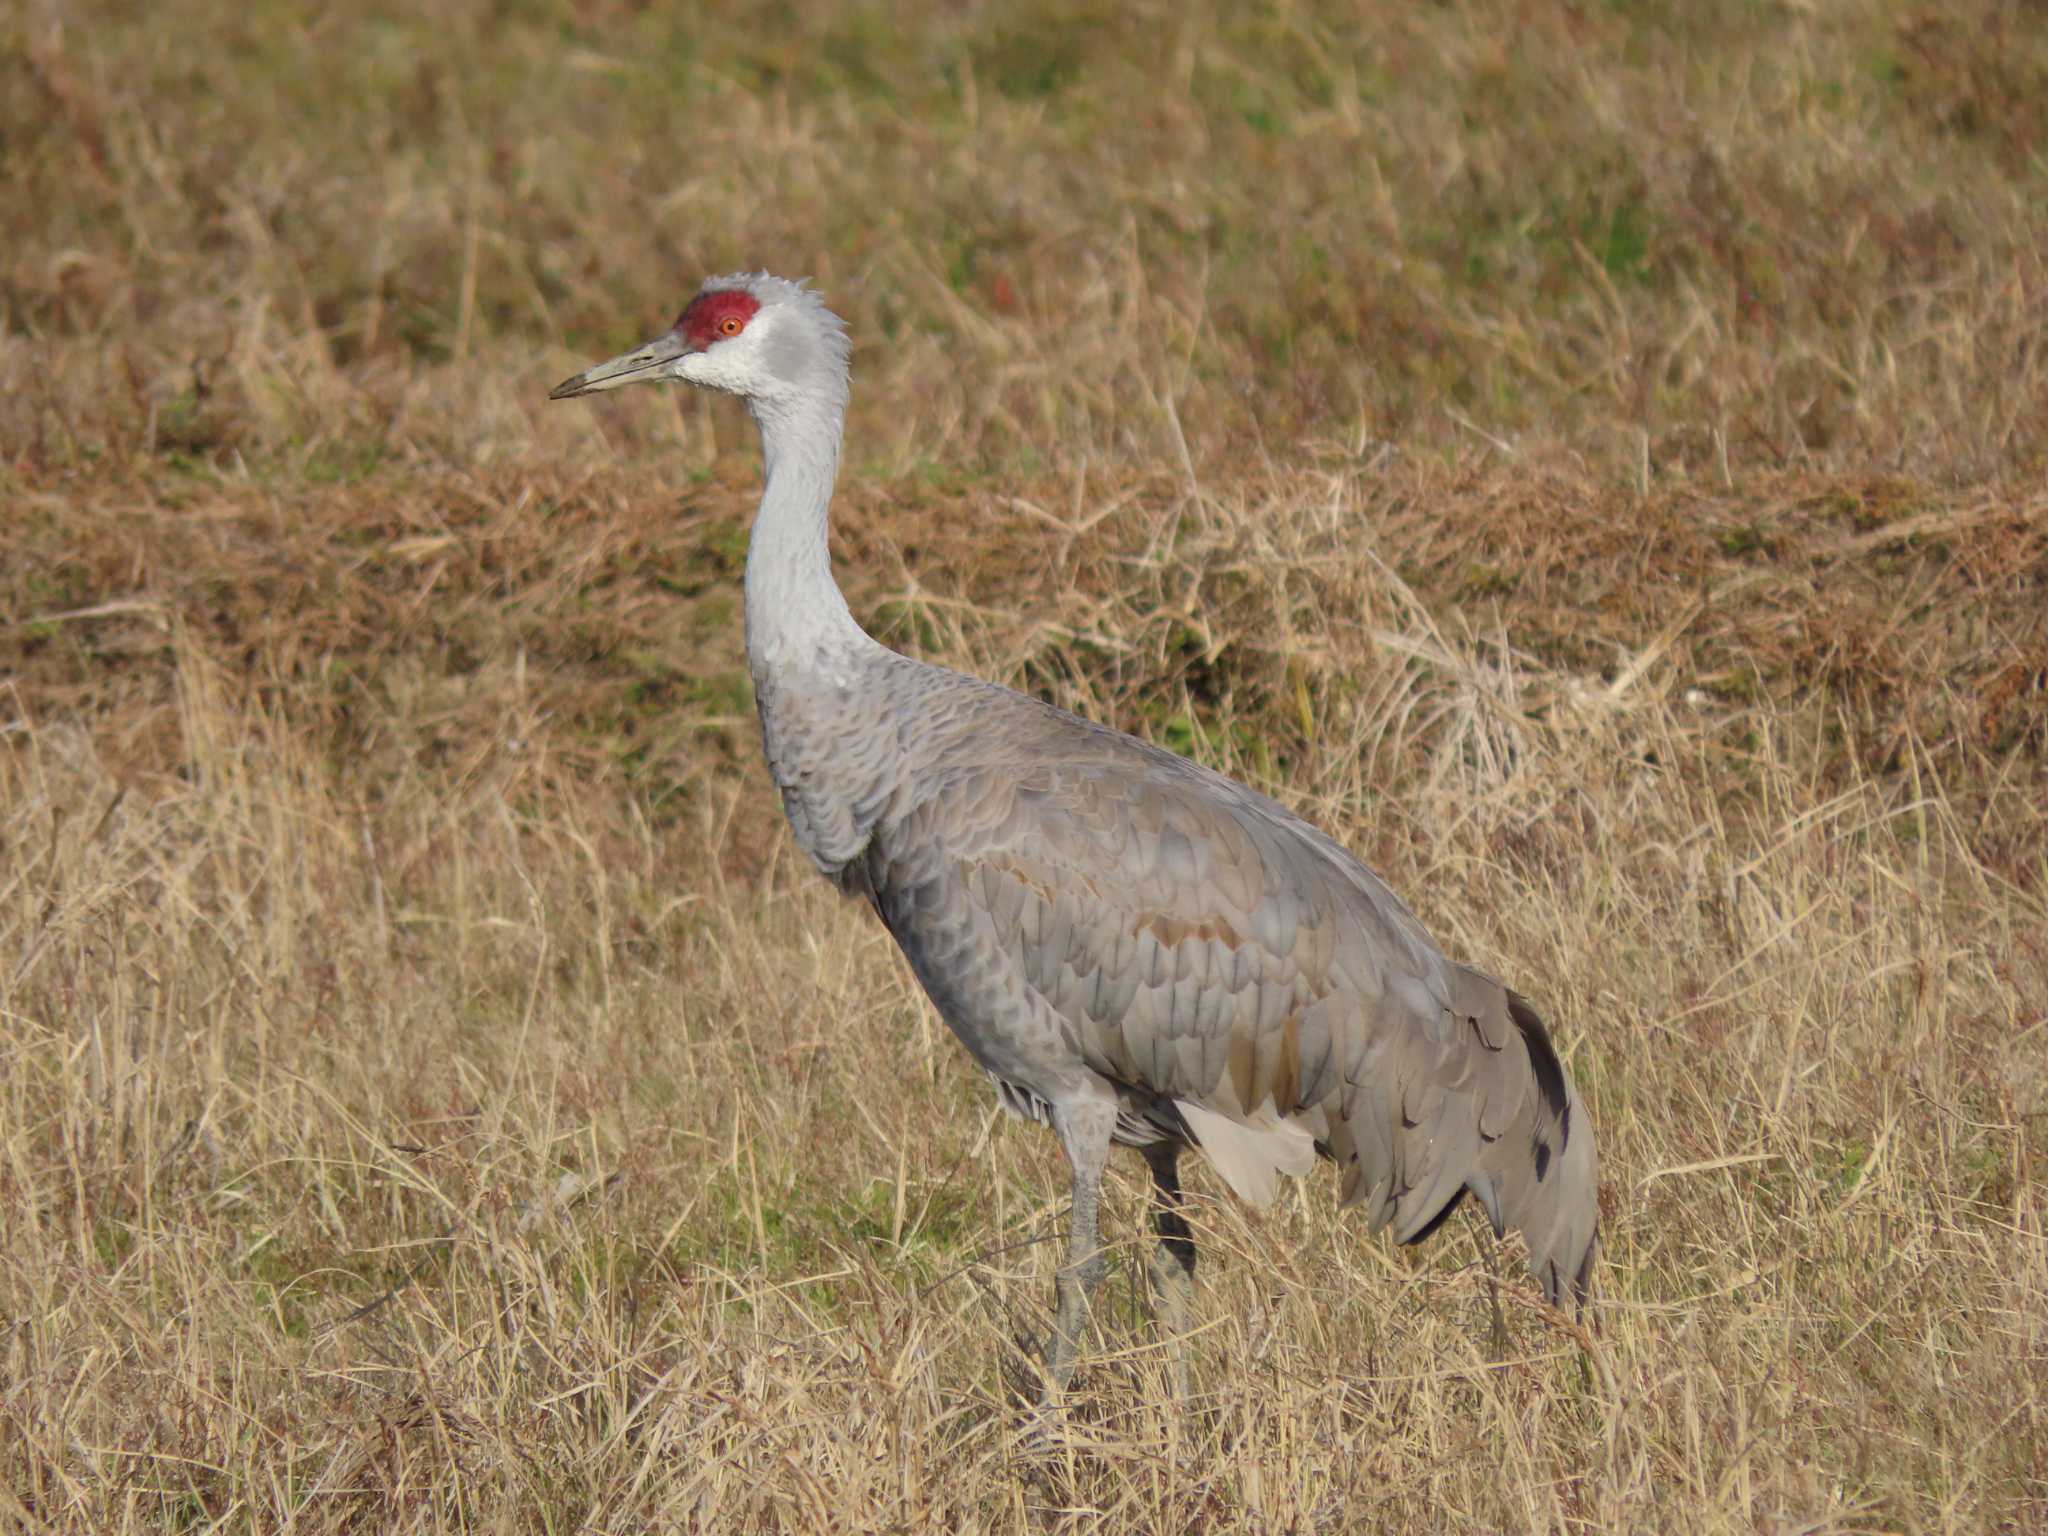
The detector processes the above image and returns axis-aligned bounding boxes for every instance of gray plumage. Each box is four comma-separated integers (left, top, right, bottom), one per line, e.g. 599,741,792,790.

552,274,1598,1396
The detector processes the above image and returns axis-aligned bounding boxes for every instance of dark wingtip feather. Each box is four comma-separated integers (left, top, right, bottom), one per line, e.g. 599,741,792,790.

1398,1183,1469,1245
1571,1220,1599,1314
1507,991,1571,1135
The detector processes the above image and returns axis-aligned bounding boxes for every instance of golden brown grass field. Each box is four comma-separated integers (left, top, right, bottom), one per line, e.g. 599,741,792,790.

4,1,2046,1530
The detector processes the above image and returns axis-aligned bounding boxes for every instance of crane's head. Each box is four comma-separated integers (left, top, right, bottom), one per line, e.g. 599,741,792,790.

550,273,849,414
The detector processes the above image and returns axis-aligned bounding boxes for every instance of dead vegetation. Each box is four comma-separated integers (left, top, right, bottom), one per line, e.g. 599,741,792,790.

3,0,2045,1530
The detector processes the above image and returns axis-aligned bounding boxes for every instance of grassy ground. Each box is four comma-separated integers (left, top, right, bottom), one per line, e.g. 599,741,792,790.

4,1,2045,1530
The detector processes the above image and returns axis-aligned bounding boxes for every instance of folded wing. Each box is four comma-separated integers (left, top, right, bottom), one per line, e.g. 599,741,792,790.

944,726,1598,1310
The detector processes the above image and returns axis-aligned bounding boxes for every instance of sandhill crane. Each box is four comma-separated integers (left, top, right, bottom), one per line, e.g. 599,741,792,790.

551,274,1598,1398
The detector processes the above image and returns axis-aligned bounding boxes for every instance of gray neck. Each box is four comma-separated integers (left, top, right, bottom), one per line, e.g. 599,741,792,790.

743,393,875,680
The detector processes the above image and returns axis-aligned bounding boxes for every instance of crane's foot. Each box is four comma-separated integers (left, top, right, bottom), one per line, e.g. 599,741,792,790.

1147,1241,1196,1400
1036,1252,1101,1404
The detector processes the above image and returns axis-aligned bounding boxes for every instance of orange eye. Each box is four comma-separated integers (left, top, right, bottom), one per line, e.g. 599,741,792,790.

719,316,744,337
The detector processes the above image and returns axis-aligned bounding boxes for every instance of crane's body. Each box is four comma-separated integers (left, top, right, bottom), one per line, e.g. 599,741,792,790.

552,274,1598,1396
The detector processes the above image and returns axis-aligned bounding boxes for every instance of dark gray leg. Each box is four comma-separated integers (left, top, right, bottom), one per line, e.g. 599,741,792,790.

1042,1095,1116,1400
1143,1139,1196,1397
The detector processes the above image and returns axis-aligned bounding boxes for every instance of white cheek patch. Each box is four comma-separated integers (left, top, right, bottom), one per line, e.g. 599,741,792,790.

757,319,818,386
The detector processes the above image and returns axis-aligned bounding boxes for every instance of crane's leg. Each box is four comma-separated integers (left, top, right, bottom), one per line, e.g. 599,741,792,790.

1142,1139,1196,1399
1042,1094,1116,1401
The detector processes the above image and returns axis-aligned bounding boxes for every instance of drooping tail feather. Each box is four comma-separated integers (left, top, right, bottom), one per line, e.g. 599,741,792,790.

1475,992,1598,1311
1322,982,1599,1313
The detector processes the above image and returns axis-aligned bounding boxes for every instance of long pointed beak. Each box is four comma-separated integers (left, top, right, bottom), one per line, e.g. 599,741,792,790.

549,330,691,400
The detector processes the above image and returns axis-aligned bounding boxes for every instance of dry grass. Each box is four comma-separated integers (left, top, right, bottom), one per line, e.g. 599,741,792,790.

3,1,2046,1531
